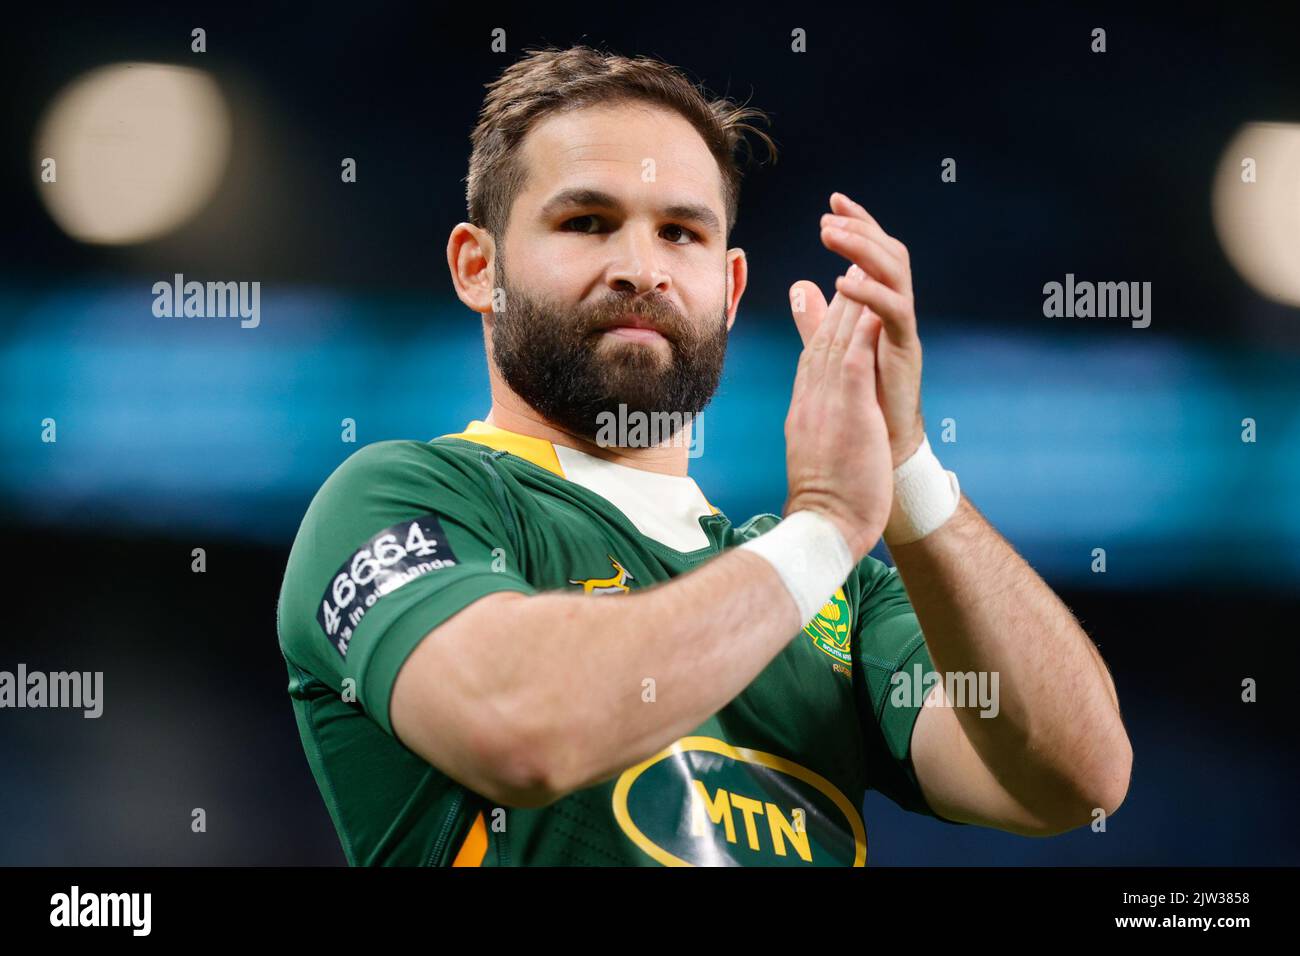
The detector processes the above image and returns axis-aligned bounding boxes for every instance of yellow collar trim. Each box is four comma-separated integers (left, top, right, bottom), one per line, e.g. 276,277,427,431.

439,420,565,477
438,419,721,516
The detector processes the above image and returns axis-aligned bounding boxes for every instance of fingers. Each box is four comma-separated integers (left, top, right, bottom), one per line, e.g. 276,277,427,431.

792,280,839,401
788,280,826,347
827,279,862,370
821,225,908,293
793,192,903,399
794,272,859,347
834,271,917,345
822,192,911,298
830,192,910,263
791,274,882,420
821,269,859,340
842,308,882,398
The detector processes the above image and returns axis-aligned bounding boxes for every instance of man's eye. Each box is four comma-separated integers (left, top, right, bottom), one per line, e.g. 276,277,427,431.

562,215,604,234
662,224,698,245
560,216,697,245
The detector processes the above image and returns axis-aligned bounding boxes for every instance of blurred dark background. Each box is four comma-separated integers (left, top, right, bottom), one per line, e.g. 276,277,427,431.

1,1,1297,864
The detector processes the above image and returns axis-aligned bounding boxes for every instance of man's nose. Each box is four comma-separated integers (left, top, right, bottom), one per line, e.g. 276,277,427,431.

606,227,671,295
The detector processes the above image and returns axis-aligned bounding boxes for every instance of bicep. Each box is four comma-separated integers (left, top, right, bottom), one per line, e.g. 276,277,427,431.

854,559,1062,835
389,590,551,807
909,692,1061,836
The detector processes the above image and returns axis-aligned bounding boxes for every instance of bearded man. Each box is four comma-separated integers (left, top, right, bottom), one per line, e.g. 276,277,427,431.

276,45,1131,867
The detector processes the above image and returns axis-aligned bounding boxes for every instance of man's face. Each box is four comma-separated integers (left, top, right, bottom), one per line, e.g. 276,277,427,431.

488,102,737,446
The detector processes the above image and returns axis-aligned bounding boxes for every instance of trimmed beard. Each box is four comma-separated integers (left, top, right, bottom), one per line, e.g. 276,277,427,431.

490,253,728,446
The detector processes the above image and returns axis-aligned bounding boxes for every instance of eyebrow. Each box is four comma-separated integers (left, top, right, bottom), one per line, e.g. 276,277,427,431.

537,187,722,238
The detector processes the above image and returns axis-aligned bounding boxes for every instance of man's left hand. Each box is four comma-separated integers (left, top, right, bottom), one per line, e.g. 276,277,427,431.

788,192,926,468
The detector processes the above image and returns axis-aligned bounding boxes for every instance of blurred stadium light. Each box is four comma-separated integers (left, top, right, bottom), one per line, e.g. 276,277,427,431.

32,62,231,245
1213,122,1300,308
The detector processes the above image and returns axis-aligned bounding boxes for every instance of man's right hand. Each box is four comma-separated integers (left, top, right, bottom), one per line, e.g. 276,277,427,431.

782,268,895,560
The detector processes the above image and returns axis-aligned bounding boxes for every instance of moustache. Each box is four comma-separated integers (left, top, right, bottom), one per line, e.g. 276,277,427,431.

582,302,688,342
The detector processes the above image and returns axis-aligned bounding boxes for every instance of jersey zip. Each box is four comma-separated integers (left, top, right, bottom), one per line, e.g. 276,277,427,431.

425,790,464,866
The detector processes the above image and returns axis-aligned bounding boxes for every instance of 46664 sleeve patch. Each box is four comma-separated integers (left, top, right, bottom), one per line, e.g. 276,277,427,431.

315,514,459,659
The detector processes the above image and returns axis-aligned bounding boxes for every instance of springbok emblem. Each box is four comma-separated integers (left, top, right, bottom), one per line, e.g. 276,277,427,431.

570,555,635,595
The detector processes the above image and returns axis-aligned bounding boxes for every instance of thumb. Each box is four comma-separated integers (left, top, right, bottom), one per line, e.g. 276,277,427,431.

788,280,827,347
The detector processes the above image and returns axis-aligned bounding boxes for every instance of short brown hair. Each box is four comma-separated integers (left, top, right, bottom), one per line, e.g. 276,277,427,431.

465,45,776,244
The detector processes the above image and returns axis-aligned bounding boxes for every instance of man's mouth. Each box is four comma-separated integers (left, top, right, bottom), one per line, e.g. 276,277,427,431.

598,313,669,343
604,326,666,342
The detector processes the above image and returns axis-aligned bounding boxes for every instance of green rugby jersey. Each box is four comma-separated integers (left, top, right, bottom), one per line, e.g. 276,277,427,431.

277,419,955,866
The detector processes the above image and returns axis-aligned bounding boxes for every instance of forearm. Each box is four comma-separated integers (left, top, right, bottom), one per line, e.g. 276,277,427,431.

888,495,1131,815
495,547,805,798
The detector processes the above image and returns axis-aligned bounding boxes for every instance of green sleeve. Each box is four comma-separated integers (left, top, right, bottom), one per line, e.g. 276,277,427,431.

852,557,967,825
277,439,537,736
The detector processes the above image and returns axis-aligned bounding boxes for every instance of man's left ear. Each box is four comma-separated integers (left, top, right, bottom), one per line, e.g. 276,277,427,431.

725,250,747,331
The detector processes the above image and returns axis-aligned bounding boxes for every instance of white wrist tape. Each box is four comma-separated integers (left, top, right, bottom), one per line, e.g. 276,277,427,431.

884,434,961,546
738,510,855,626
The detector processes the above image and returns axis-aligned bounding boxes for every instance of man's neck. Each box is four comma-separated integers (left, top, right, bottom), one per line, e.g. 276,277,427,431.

486,398,693,478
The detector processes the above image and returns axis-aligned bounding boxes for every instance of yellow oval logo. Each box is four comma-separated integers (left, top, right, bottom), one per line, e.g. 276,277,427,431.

612,736,866,866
